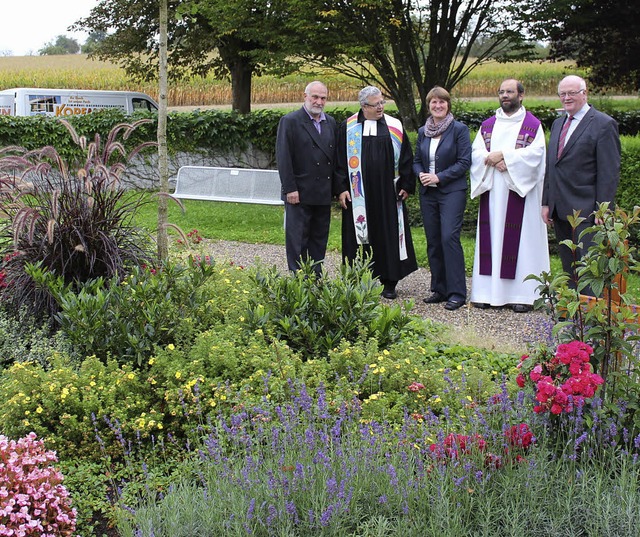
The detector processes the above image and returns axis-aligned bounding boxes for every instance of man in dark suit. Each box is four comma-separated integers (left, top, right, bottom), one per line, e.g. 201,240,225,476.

542,75,621,292
276,81,337,274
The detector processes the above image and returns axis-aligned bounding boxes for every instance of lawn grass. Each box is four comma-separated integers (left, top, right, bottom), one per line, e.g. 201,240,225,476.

137,195,638,299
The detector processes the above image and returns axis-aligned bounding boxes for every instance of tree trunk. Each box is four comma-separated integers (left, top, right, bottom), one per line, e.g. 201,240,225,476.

156,0,169,261
229,59,253,114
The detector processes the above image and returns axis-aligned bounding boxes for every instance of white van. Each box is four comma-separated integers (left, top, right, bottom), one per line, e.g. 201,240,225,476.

0,88,158,117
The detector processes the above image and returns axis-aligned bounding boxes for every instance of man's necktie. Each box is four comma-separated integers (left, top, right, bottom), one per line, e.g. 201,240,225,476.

557,115,573,159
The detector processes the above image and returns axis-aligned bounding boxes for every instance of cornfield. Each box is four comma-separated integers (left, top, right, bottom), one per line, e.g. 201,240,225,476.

0,54,585,106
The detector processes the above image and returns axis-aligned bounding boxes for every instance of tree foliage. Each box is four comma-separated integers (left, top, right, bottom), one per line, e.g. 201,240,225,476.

297,0,536,129
71,0,302,113
81,31,107,55
526,0,640,92
38,35,80,56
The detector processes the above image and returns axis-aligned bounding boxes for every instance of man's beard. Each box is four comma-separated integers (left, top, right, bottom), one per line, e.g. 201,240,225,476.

501,99,521,114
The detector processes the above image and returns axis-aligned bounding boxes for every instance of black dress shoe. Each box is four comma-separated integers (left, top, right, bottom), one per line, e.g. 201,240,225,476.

512,304,532,313
423,293,446,304
444,299,465,311
381,289,398,299
472,302,490,309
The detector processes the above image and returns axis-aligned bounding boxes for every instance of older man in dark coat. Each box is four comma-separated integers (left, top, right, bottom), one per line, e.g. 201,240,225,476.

276,81,337,274
542,75,621,294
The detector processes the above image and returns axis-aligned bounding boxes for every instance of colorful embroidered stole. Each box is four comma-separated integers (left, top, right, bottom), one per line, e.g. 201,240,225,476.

478,111,540,279
346,113,408,260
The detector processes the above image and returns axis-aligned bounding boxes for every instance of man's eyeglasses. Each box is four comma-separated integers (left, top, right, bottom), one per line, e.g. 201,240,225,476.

558,89,585,99
364,100,386,108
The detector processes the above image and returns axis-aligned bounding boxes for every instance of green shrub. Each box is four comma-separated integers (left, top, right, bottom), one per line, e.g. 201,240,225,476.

31,255,224,367
244,256,422,360
0,307,77,369
0,355,156,460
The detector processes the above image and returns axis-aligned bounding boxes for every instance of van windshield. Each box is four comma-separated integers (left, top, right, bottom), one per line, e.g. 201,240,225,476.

132,98,157,112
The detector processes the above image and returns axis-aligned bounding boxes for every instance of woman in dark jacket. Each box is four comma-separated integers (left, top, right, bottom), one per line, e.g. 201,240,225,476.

413,86,472,310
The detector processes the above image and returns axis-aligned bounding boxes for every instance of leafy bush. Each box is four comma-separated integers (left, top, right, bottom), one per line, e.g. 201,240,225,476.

531,204,640,432
0,119,156,319
244,257,422,360
0,307,77,370
0,355,158,461
31,255,221,367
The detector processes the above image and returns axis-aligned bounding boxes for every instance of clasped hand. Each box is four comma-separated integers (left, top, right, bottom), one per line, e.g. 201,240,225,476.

419,172,440,187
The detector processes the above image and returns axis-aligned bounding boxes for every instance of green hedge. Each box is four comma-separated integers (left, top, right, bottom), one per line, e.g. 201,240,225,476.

1,107,638,235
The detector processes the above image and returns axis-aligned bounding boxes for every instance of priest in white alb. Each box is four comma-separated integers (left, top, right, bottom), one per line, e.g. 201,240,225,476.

469,78,549,313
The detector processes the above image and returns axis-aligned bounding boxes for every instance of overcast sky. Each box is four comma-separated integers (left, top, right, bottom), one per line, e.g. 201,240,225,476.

0,0,98,56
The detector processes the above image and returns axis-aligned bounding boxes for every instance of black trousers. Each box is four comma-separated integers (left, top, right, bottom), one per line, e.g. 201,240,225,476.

553,215,597,296
285,203,331,274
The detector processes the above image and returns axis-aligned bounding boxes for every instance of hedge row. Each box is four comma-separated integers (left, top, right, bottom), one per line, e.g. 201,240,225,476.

1,107,638,226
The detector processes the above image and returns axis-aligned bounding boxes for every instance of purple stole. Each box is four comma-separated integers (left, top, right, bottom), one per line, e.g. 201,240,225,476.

479,112,541,279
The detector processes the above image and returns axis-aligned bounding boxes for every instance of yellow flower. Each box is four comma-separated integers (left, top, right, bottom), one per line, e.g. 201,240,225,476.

175,371,182,379
239,316,245,322
167,343,175,351
255,329,263,335
90,381,96,387
405,359,411,364
369,363,377,369
148,358,156,365
127,372,135,380
433,396,442,403
24,410,30,416
369,394,378,400
457,364,463,370
36,406,43,414
383,350,390,356
378,367,386,373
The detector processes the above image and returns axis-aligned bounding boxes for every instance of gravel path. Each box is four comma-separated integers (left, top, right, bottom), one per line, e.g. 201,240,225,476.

206,240,553,355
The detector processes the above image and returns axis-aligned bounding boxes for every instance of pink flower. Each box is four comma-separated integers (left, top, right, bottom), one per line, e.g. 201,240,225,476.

407,382,425,392
529,364,543,382
550,403,563,414
505,424,534,449
0,433,76,536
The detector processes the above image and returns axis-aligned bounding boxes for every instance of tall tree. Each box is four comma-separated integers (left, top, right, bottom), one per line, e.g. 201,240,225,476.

526,0,640,92
301,0,534,129
81,31,108,55
38,35,80,56
71,0,300,112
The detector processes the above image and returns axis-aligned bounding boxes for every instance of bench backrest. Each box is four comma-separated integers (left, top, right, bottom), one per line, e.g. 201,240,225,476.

173,166,283,205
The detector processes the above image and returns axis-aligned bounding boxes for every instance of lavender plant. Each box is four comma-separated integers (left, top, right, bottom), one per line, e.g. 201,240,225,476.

111,379,640,537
